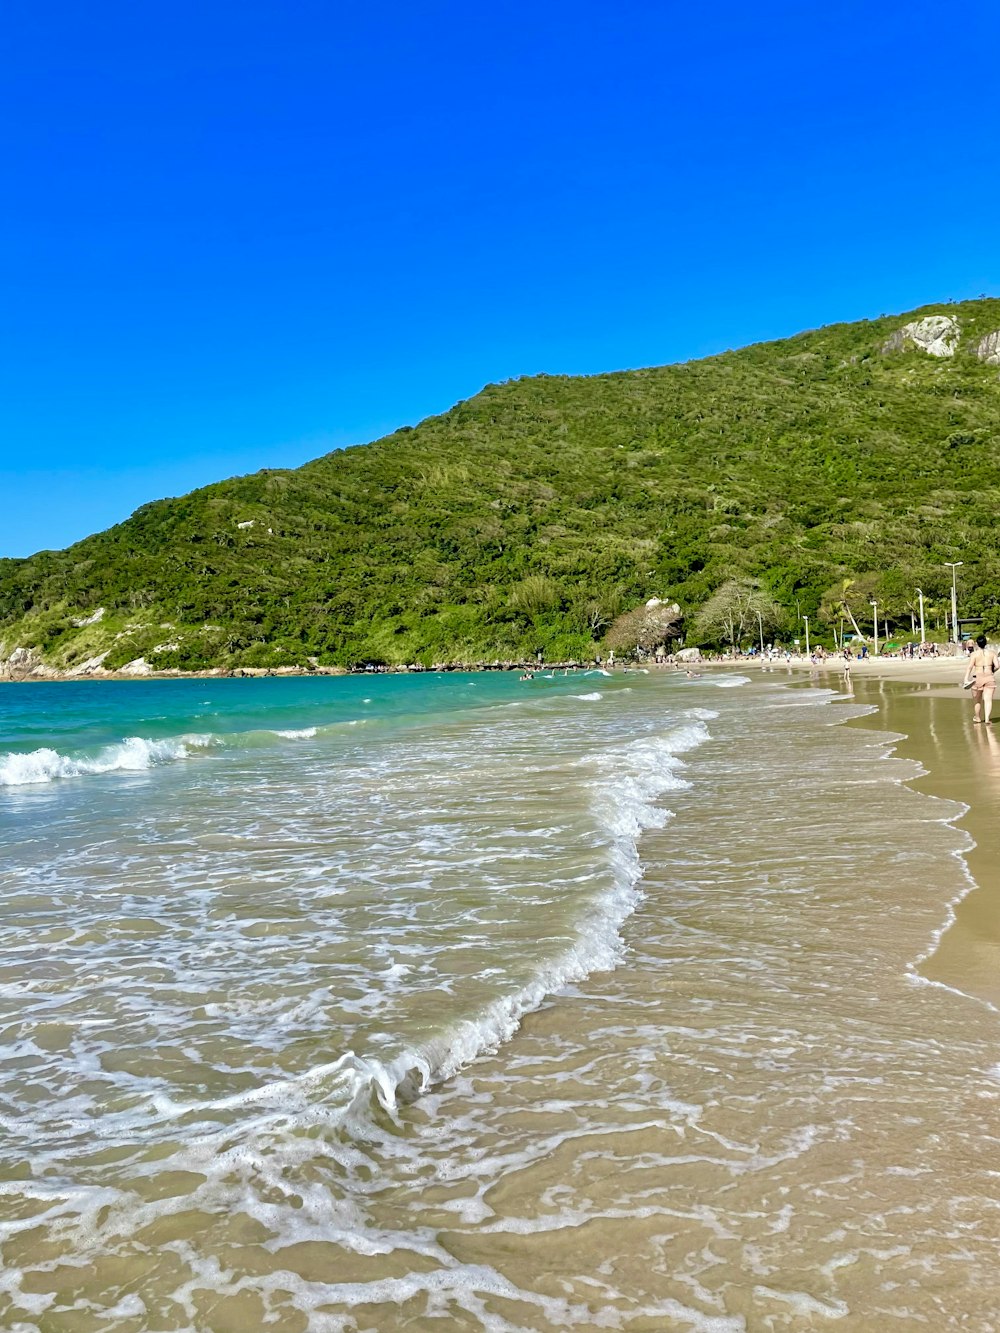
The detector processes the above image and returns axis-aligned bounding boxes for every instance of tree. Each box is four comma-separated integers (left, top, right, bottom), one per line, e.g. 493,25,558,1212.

820,577,868,640
507,575,561,617
693,578,781,647
604,599,683,654
581,587,627,636
821,572,914,642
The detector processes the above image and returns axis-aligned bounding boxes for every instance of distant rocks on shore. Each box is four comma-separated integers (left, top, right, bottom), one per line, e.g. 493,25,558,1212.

0,646,56,681
1,651,616,683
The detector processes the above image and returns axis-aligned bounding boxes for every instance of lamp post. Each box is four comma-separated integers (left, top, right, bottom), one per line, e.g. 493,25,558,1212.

870,600,879,656
915,587,925,644
802,615,810,656
944,562,963,644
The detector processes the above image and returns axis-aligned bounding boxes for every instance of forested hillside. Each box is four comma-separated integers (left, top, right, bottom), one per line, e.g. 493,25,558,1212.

3,298,1000,670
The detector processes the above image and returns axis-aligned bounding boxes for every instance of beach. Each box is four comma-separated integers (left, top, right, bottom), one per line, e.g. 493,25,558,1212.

1,666,999,1330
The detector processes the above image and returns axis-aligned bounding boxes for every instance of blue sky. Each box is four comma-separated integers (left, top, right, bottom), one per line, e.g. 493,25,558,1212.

3,0,998,557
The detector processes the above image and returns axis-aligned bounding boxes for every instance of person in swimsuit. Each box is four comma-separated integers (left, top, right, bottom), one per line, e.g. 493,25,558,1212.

963,634,999,724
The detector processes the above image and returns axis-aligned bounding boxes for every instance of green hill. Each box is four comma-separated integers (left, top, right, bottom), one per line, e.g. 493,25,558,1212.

4,298,1000,671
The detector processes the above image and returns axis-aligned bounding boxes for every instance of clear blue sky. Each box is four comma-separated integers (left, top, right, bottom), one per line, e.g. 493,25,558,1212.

3,0,998,557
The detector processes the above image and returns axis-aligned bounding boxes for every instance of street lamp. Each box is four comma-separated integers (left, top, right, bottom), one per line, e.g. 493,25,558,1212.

944,562,963,644
915,587,925,644
802,615,810,656
870,600,879,656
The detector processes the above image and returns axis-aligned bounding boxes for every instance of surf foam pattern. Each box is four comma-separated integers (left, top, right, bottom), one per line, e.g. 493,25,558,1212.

0,675,713,1328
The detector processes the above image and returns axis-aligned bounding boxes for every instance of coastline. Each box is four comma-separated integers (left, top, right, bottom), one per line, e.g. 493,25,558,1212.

6,658,615,684
0,648,969,686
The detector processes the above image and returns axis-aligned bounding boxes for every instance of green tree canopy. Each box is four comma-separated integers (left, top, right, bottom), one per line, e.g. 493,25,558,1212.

693,579,782,648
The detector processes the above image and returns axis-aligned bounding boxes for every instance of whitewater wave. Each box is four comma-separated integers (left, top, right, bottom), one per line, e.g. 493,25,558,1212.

322,718,710,1124
574,691,603,701
1,718,372,786
0,735,214,787
26,717,711,1145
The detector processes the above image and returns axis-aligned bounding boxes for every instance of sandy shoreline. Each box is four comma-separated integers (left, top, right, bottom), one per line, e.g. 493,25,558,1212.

726,655,1000,1008
829,672,1000,1013
678,652,1000,1010
744,654,1000,1013
784,653,967,687
0,647,972,686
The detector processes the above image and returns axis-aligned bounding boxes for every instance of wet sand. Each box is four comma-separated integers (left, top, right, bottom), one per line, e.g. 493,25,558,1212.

772,652,1000,1008
844,671,1000,1011
310,675,1000,1330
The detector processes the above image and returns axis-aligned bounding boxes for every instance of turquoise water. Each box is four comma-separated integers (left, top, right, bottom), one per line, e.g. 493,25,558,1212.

0,671,594,777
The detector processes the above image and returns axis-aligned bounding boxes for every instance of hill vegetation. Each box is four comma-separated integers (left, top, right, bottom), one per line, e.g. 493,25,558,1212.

3,298,1000,671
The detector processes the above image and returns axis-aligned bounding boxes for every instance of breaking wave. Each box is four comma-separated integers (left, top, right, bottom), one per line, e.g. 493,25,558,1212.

0,735,213,787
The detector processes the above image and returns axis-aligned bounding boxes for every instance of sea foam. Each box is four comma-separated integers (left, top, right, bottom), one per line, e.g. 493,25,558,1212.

333,718,710,1120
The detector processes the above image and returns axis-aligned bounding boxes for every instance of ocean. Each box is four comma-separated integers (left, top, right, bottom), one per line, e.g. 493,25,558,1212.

1,669,999,1330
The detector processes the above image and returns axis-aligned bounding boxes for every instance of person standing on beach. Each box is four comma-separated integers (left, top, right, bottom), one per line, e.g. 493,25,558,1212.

963,634,999,724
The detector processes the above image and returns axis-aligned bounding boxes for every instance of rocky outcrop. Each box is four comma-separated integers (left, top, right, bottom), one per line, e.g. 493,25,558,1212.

882,315,960,358
975,331,1000,366
119,657,153,675
74,652,110,674
71,607,105,628
605,598,684,654
1,646,38,678
0,646,59,680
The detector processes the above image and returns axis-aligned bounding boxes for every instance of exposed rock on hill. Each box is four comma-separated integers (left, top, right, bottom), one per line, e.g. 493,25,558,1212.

882,314,960,358
975,331,1000,366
